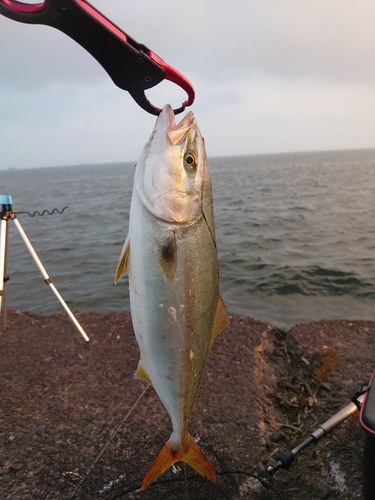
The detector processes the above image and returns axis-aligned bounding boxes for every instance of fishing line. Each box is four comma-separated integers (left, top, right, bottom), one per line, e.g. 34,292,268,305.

68,384,150,500
183,463,188,500
111,469,285,499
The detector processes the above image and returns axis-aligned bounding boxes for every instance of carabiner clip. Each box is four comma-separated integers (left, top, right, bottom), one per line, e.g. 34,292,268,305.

0,0,195,115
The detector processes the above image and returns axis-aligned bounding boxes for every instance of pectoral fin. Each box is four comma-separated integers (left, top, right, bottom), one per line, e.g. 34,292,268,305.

211,294,230,343
159,232,177,281
114,234,130,283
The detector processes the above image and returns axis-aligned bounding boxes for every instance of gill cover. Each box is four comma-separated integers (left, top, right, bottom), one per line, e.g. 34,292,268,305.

135,104,205,225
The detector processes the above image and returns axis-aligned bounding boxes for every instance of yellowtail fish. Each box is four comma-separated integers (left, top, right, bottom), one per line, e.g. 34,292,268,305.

115,104,229,489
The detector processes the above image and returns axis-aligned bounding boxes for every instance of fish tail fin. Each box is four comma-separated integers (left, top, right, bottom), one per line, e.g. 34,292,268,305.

141,439,174,490
180,433,216,481
141,433,216,490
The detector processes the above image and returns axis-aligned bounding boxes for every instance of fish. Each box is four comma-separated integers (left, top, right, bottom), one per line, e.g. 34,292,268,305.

115,104,229,489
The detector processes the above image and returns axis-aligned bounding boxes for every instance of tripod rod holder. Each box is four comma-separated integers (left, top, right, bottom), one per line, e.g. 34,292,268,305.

0,195,89,342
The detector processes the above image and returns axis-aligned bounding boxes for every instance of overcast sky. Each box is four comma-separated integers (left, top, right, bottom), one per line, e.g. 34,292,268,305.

1,0,375,169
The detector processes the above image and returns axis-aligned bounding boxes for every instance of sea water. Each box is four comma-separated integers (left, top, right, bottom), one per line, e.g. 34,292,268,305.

1,149,374,330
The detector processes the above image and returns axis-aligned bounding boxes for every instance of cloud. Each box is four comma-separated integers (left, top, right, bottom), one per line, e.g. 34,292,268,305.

1,0,375,168
0,79,154,168
102,0,375,84
3,0,375,88
0,22,106,88
193,73,375,155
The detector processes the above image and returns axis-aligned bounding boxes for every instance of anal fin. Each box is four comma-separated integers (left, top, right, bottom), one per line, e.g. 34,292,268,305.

135,359,152,385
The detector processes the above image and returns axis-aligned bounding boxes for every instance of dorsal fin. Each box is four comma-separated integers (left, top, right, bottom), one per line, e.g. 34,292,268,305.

211,294,230,343
114,234,130,283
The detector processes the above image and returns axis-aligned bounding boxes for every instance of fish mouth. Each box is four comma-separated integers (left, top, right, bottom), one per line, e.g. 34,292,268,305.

158,105,195,145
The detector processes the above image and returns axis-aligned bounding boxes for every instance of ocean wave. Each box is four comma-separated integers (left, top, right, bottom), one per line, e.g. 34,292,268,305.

1,150,375,328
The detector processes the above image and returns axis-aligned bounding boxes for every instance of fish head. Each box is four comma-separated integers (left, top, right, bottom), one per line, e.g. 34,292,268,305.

135,104,209,225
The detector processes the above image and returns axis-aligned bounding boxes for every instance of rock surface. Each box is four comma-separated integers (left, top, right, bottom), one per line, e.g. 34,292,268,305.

0,310,374,499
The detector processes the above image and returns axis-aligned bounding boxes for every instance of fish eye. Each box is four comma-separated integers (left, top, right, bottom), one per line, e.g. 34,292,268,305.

184,153,197,170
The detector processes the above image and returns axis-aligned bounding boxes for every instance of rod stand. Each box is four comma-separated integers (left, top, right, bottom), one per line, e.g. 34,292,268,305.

0,195,89,342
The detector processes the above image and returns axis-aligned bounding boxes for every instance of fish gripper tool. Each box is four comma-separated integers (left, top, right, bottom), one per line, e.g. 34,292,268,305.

0,0,195,115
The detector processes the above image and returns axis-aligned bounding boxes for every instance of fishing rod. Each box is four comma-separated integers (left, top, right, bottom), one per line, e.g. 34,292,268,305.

267,391,365,476
266,379,375,500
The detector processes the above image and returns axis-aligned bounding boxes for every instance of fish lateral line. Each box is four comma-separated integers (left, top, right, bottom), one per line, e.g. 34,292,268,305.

202,207,217,250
